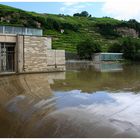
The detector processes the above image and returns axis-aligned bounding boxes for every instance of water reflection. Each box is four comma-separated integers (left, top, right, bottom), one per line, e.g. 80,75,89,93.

94,63,123,72
37,90,140,138
51,63,140,92
0,74,54,137
0,63,140,138
47,72,66,84
66,61,123,72
54,90,117,109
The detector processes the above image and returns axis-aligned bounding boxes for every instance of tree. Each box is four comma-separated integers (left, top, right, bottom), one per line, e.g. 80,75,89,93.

108,42,122,53
109,37,140,61
73,11,90,17
121,37,140,61
80,11,89,17
73,13,80,17
77,39,101,60
96,23,119,38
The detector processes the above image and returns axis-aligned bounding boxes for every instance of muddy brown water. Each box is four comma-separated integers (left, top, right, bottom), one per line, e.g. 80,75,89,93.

0,62,140,138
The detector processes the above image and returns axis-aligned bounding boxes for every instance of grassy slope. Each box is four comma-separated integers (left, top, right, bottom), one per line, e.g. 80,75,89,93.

45,15,122,52
0,4,122,53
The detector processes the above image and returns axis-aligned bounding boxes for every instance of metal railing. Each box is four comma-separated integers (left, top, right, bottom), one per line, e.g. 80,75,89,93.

0,25,42,36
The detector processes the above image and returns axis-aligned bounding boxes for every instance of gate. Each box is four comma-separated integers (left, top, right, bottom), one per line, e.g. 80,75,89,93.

0,43,15,73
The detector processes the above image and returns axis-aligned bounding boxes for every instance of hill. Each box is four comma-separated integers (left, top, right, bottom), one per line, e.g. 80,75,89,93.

0,4,140,53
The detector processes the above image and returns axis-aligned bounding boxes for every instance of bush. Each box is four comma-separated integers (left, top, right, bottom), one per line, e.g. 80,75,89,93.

108,37,140,61
121,37,140,61
96,23,120,38
108,42,122,53
46,18,61,31
61,22,79,31
77,39,101,60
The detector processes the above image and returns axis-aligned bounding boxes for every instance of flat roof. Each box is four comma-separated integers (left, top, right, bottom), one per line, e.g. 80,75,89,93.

95,53,123,55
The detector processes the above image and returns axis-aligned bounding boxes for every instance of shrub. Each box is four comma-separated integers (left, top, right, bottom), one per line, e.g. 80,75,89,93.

96,23,120,38
77,39,101,60
108,37,140,61
121,37,140,61
108,42,122,53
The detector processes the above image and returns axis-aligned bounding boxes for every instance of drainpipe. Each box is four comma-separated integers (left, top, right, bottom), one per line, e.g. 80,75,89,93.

55,50,57,68
16,35,19,73
23,35,25,72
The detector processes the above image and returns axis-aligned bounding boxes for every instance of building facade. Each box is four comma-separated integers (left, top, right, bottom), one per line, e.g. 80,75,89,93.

92,53,123,63
0,25,65,75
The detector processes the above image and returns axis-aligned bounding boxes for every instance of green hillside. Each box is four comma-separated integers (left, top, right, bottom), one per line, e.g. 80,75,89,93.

0,4,140,53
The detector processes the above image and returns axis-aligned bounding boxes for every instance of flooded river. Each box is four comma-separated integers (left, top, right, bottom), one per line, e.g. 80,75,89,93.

0,62,140,138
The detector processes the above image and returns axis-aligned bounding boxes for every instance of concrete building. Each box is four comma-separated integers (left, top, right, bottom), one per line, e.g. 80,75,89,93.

92,53,123,63
0,25,65,75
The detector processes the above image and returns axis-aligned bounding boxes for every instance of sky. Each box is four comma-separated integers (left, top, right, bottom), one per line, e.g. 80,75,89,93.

0,0,140,21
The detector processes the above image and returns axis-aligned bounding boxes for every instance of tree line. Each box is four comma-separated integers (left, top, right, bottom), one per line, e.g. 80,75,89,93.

76,37,140,61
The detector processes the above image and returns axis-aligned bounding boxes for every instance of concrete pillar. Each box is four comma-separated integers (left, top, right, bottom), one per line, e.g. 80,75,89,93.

17,35,24,73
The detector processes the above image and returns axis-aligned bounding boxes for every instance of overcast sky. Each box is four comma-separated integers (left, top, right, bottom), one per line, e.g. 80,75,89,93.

0,0,140,21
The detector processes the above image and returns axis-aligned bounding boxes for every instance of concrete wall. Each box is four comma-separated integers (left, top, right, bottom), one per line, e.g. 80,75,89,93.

92,53,100,63
17,35,24,73
47,50,66,72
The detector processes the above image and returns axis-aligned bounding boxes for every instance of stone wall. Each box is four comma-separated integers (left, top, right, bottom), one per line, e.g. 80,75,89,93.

45,37,52,49
0,34,16,42
24,36,48,72
23,36,65,73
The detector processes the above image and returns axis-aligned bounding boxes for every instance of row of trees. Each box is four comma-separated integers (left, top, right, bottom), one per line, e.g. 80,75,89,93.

76,37,140,61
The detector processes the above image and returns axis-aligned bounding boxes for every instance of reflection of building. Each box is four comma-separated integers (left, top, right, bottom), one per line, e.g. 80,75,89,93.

66,61,123,72
92,53,123,63
66,61,94,70
0,74,53,102
0,74,57,137
0,25,65,75
94,63,123,72
47,72,66,84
